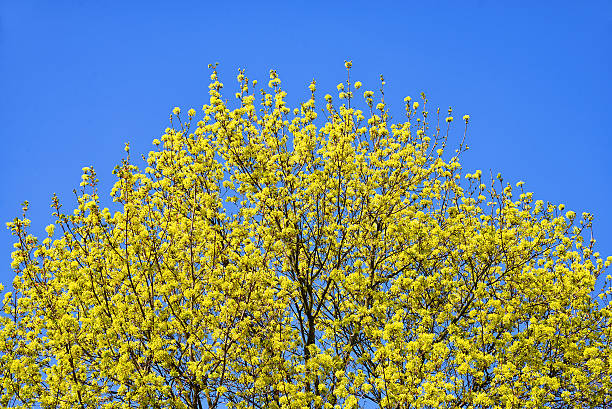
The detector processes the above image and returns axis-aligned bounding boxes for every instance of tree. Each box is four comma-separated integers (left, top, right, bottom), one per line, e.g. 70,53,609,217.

2,62,611,409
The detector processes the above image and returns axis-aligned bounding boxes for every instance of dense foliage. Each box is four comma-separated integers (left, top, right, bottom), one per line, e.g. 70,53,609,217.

2,63,611,409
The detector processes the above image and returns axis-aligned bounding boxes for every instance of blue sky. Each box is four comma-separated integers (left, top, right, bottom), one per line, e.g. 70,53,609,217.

1,0,611,299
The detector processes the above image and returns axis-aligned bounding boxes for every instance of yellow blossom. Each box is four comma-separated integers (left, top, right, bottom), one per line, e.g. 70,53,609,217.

2,63,610,409
45,224,55,237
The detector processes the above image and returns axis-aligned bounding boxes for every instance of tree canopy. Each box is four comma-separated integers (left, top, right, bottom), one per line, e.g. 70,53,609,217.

2,63,612,409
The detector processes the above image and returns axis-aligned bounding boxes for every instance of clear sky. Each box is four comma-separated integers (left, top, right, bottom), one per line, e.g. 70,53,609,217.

1,1,611,297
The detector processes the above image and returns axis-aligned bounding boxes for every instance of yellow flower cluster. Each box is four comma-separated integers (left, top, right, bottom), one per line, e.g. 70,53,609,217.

1,64,610,409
